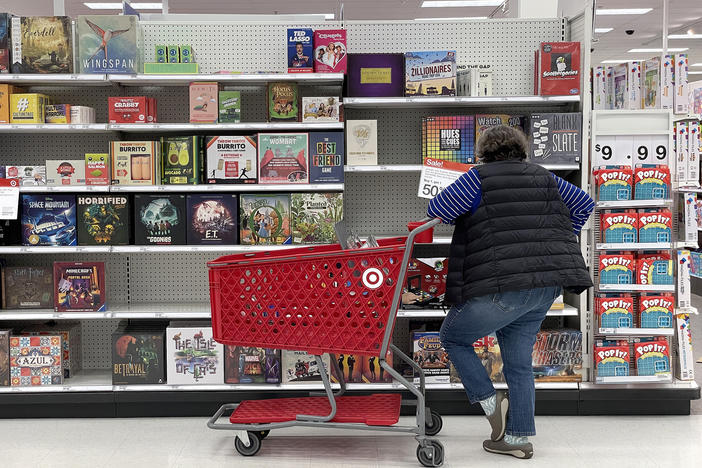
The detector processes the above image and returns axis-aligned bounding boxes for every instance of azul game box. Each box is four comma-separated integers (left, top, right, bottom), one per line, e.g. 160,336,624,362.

258,133,309,184
634,337,670,376
347,53,405,97
474,114,524,146
160,135,203,185
45,160,86,186
309,132,344,183
85,153,110,185
532,329,582,382
422,116,475,164
134,194,186,245
11,16,73,73
10,335,63,386
21,194,77,246
218,91,241,123
189,82,219,123
291,192,343,244
595,339,630,378
639,294,674,329
282,350,331,384
313,29,347,73
412,331,450,384
76,195,130,245
20,322,82,379
302,97,341,123
637,252,673,285
0,330,8,386
600,210,638,244
287,28,313,73
111,325,165,385
166,323,224,384
186,194,238,245
1,266,53,309
239,194,291,245
110,141,159,185
535,42,580,96
205,135,257,184
402,257,448,310
527,113,581,165
267,82,300,122
360,350,393,383
596,294,634,329
599,253,635,285
346,120,378,166
594,166,633,201
77,15,139,74
224,346,281,384
53,261,106,312
638,209,672,243
404,51,456,96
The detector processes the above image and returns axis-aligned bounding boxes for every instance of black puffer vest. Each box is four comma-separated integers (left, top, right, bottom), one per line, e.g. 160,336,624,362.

445,160,593,305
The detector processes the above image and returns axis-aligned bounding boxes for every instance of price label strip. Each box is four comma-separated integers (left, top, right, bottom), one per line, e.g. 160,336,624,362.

418,158,472,200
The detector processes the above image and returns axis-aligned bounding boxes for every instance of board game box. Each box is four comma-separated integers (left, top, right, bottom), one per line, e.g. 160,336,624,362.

291,192,343,244
302,97,341,122
465,335,503,383
134,194,186,245
287,28,313,72
45,104,71,123
0,330,9,386
634,164,671,200
402,257,448,309
594,165,633,201
535,42,580,96
600,210,638,244
360,350,393,383
110,141,159,185
405,51,456,96
637,252,673,285
20,321,82,378
627,61,642,109
313,29,347,73
9,93,49,124
85,153,110,185
594,339,629,378
643,57,661,109
186,194,238,245
77,15,139,74
639,294,674,329
45,160,86,186
309,132,344,183
53,261,106,312
166,324,223,384
21,194,77,246
412,331,450,384
76,195,130,245
346,120,378,165
281,350,331,384
422,116,475,163
10,335,63,386
2,266,53,309
258,133,309,184
189,82,218,123
7,165,46,185
160,135,203,185
267,82,299,122
0,219,21,246
599,253,635,285
224,346,281,384
596,294,634,329
347,53,405,97
612,64,626,109
218,91,241,123
532,329,582,382
11,16,73,73
474,114,524,146
638,209,672,243
239,194,291,245
0,13,9,73
111,326,165,385
527,113,581,165
675,54,689,114
206,135,257,184
335,354,363,383
634,337,670,376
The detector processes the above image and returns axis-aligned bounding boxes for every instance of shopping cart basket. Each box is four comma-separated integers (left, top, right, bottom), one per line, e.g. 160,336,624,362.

207,219,445,467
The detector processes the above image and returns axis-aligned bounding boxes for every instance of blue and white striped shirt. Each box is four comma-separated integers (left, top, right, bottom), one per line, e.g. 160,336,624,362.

427,168,594,234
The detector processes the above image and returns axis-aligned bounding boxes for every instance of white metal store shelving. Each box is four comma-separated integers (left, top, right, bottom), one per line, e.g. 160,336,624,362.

0,124,111,133
595,375,674,384
596,242,672,250
18,183,343,193
20,185,112,193
0,245,112,253
108,73,345,86
342,95,580,108
596,199,673,208
598,284,676,292
0,74,110,86
596,328,675,337
109,122,344,132
344,163,580,172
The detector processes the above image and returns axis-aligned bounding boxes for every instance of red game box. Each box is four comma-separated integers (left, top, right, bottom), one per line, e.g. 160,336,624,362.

639,294,674,328
596,294,634,328
109,96,148,124
599,253,635,285
637,252,672,285
403,257,448,309
633,337,670,376
634,165,671,200
594,339,630,376
600,210,638,244
536,42,581,96
313,29,347,73
593,165,633,201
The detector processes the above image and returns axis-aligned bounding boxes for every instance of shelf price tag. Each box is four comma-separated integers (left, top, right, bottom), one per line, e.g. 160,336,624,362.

417,158,472,200
0,186,20,219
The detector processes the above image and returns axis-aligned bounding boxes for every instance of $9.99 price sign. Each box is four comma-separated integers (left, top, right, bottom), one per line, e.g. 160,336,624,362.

593,135,669,167
418,158,472,199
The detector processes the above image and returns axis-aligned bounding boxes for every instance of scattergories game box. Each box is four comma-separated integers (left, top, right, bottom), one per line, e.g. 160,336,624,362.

134,194,186,245
53,261,106,312
534,42,580,96
76,195,130,245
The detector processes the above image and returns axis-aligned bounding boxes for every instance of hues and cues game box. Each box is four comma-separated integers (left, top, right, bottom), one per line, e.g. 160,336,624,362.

186,194,238,245
76,195,130,245
135,194,186,245
21,194,77,246
405,51,456,96
54,261,106,312
239,194,291,245
422,116,474,163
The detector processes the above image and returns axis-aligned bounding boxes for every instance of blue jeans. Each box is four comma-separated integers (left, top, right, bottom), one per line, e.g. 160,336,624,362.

440,286,561,437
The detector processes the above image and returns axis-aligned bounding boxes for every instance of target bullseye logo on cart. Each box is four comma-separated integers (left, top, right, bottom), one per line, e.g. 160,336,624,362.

362,268,384,289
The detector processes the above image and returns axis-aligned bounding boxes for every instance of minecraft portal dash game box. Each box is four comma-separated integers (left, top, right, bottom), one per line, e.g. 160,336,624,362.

596,294,634,329
594,339,630,377
600,210,637,244
637,252,673,285
599,253,635,285
637,209,672,244
634,164,671,200
53,261,106,312
634,337,670,376
639,294,674,329
594,166,633,201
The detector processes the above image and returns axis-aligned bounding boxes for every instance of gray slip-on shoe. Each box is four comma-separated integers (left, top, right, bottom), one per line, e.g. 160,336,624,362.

482,439,534,459
485,391,509,441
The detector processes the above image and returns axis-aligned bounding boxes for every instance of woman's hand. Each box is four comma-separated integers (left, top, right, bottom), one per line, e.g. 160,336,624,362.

402,292,422,304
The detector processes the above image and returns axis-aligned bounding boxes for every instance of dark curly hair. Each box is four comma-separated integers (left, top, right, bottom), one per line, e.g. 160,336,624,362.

476,124,528,163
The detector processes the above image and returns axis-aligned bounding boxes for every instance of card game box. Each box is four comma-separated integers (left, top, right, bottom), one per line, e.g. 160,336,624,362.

627,61,642,110
267,82,299,122
291,192,343,244
346,120,378,165
336,354,363,383
675,54,689,114
313,29,347,73
634,337,670,376
402,257,448,309
0,84,25,123
287,28,313,73
527,113,581,165
0,13,8,73
77,15,140,74
638,209,672,243
676,313,695,380
309,132,344,183
600,210,638,244
637,252,673,285
532,329,582,382
412,331,450,384
422,116,475,163
134,194,186,245
85,153,110,185
224,346,281,384
0,330,9,386
474,114,524,146
302,97,341,123
594,339,629,378
218,91,241,123
7,165,46,185
166,323,224,384
186,194,238,245
189,82,219,123
360,350,393,383
634,164,670,200
10,16,73,73
239,194,291,245
108,96,153,124
76,195,129,245
281,350,331,384
405,50,456,96
10,335,63,386
592,66,606,110
205,135,257,184
347,53,405,97
594,166,633,201
643,57,661,109
661,55,675,109
535,42,580,96
258,133,309,184
110,140,159,185
21,194,77,246
160,135,203,185
111,326,165,385
45,160,86,186
596,294,634,329
612,64,626,109
54,261,106,312
599,253,635,285
639,294,674,329
71,105,95,124
20,321,82,378
45,104,71,123
1,266,53,309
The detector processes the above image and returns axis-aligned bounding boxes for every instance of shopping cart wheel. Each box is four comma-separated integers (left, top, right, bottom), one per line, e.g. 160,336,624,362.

425,409,443,436
234,431,262,457
257,430,270,440
416,440,444,467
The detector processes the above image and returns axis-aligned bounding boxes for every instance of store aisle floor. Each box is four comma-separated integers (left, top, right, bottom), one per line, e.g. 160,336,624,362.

1,414,701,468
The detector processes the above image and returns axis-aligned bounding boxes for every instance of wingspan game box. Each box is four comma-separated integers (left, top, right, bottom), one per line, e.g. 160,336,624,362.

77,15,139,74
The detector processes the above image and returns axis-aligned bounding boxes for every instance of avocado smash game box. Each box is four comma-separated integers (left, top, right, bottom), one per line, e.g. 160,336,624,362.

594,166,633,201
594,339,629,377
596,294,634,329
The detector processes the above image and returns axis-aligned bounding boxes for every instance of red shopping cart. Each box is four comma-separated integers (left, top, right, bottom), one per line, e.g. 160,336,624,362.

207,219,444,467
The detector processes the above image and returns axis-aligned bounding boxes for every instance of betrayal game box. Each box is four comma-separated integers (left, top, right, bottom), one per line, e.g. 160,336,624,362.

166,324,224,385
291,192,343,244
11,16,73,74
347,53,405,97
111,327,165,385
2,266,53,309
21,194,77,246
134,194,186,245
186,194,238,245
405,51,456,96
224,346,281,384
258,133,309,184
76,195,130,245
309,132,344,183
10,335,63,386
239,194,291,245
77,15,139,74
53,261,106,312
205,135,257,184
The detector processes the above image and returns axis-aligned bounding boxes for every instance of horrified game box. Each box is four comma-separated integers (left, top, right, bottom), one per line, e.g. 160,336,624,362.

76,195,130,245
53,261,106,312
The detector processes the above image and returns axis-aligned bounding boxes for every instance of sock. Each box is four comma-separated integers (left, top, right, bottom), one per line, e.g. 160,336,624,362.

504,435,528,445
479,394,497,416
